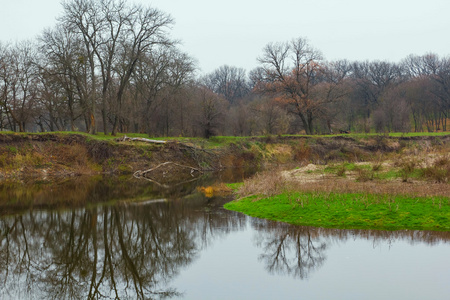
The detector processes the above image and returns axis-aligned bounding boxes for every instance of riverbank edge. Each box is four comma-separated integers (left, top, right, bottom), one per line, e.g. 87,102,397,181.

0,132,449,182
224,192,450,232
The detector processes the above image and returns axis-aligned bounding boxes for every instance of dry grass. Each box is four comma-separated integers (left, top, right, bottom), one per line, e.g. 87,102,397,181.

421,155,450,183
0,141,101,178
238,163,450,199
236,140,450,199
293,141,312,162
238,167,290,198
355,168,374,182
289,178,450,198
265,144,293,163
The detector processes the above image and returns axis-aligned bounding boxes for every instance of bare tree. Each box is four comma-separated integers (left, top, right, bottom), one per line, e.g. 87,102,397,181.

129,47,195,135
431,57,450,129
193,86,227,138
60,0,174,135
248,96,292,135
202,65,250,104
312,60,352,133
402,53,440,78
0,43,10,130
0,42,40,132
255,37,325,134
60,0,103,134
109,2,174,135
402,53,449,131
39,27,89,131
351,60,403,112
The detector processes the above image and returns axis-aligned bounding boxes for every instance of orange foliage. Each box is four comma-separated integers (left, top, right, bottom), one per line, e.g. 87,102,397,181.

198,184,232,198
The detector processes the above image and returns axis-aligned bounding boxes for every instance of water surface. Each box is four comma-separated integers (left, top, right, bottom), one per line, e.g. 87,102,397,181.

0,173,449,299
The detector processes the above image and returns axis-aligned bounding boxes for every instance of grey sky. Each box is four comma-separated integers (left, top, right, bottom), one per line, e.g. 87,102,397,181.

1,0,449,74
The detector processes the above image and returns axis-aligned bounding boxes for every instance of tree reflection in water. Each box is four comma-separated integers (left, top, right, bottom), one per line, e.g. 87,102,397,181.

251,218,450,279
1,194,450,299
0,194,245,300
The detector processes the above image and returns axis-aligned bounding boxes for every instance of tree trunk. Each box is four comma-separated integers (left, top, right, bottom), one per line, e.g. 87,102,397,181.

298,112,311,135
111,115,119,136
89,113,96,134
102,108,108,135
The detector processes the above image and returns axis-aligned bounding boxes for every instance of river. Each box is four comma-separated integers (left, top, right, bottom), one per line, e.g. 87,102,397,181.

0,172,449,299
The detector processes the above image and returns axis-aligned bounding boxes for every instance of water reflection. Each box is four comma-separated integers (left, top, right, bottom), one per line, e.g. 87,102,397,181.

0,169,251,216
0,195,247,299
0,173,449,299
251,219,450,279
253,221,327,279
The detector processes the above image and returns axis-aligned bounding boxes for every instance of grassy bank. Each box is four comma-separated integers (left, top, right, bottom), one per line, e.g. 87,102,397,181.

225,192,450,231
224,140,450,231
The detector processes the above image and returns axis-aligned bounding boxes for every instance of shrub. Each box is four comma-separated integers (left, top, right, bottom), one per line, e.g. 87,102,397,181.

372,162,382,172
293,142,311,162
399,160,417,182
336,164,346,177
421,156,450,183
355,168,374,182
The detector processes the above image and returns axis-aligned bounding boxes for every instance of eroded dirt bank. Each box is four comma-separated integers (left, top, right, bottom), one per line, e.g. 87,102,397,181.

0,133,449,183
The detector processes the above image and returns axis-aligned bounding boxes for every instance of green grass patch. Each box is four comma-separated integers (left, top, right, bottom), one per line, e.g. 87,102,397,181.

375,169,398,180
226,182,244,191
324,163,368,173
224,192,450,231
388,132,450,137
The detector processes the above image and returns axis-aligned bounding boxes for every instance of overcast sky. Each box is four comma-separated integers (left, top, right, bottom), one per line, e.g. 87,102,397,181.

1,0,449,74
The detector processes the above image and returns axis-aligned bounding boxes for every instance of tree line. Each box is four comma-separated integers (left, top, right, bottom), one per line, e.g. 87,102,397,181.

0,0,449,136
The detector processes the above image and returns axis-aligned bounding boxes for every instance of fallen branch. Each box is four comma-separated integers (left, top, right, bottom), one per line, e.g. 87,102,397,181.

118,136,222,171
133,161,203,178
118,135,166,144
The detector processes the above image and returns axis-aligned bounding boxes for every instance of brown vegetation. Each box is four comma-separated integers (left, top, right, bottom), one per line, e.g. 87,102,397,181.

0,134,203,180
235,137,450,198
0,133,448,187
238,168,449,200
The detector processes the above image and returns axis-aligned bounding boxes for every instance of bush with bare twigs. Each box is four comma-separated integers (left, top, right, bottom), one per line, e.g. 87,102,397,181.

421,156,450,183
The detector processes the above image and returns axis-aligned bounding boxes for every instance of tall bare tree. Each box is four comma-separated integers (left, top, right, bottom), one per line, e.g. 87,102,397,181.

129,47,195,135
193,86,227,138
0,42,40,132
252,40,352,135
39,27,89,131
351,60,403,112
255,37,327,134
402,53,449,131
60,0,174,135
202,65,249,104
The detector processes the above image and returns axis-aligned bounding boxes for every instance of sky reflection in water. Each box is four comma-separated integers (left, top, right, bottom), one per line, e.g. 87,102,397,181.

0,174,449,300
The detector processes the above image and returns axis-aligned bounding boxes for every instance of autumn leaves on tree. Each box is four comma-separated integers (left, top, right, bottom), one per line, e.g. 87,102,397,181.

253,37,348,135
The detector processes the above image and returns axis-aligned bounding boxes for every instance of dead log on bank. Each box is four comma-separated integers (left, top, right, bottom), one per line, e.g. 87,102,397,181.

118,136,222,170
117,135,167,144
